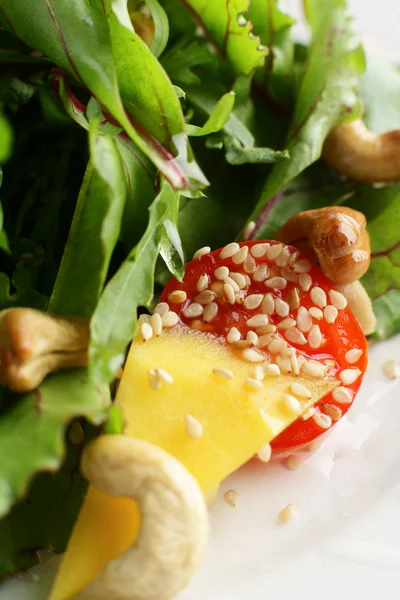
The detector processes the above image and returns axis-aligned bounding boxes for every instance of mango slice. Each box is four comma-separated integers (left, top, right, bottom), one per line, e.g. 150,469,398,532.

50,326,336,600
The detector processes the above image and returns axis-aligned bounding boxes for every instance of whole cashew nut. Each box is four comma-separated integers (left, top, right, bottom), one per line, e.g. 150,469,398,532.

275,206,370,285
322,118,400,183
79,435,209,600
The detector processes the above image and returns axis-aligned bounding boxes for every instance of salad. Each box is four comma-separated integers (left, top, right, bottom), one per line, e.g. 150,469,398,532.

0,0,399,598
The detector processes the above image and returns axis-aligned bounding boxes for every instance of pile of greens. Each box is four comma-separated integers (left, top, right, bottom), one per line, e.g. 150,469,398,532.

0,0,399,577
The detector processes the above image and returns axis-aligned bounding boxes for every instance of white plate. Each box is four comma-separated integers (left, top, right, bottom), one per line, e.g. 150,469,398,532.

2,1,400,598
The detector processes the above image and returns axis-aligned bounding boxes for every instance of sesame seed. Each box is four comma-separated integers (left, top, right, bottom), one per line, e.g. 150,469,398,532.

284,454,302,471
197,273,209,292
277,317,297,330
308,324,322,349
149,313,162,336
232,245,249,265
254,365,265,380
232,340,253,350
329,289,347,310
214,265,229,280
245,377,263,391
290,382,311,398
301,362,325,378
266,244,283,260
320,403,342,421
383,359,400,380
156,368,174,384
246,331,259,346
299,273,312,292
257,333,273,348
255,324,277,335
324,359,336,368
288,250,300,264
276,355,292,373
312,411,332,429
340,368,361,385
224,276,240,292
253,263,269,282
286,287,300,310
290,353,300,375
195,289,216,304
281,266,297,282
261,293,275,315
183,303,204,318
167,290,187,304
246,314,269,328
324,305,338,324
203,301,218,322
244,293,264,310
257,443,272,463
161,311,179,328
283,393,301,414
251,243,269,258
147,369,161,390
227,327,241,344
265,276,287,290
193,246,211,259
282,347,295,357
184,414,203,439
297,354,307,367
235,291,245,305
268,336,287,353
310,286,327,308
297,306,312,332
243,220,256,240
242,348,264,363
229,272,247,289
275,246,291,267
213,367,234,380
345,348,363,364
244,254,257,274
224,489,238,507
300,406,316,420
332,386,354,404
294,259,311,273
285,327,307,345
308,306,323,320
264,363,280,376
220,242,240,259
275,298,290,318
224,282,236,304
140,322,153,341
154,302,169,316
279,504,297,523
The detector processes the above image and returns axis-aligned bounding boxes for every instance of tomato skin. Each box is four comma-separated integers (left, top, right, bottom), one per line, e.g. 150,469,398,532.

160,240,368,454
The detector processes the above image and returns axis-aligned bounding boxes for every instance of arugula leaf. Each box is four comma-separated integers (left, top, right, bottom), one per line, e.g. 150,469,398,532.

89,180,182,384
187,91,235,136
249,0,365,237
224,135,289,164
144,0,169,58
161,40,214,86
0,370,110,519
180,0,268,76
360,52,400,133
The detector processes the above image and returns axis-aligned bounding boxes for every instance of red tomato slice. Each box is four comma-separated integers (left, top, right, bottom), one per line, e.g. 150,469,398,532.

160,241,368,454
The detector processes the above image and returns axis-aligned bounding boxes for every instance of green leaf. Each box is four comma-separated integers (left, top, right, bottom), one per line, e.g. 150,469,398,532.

145,0,169,58
0,108,12,163
360,52,400,133
180,0,268,76
187,91,235,136
249,0,365,237
48,125,127,316
161,40,214,86
224,134,289,164
0,48,49,65
0,369,110,518
0,75,35,106
89,180,181,384
51,69,89,131
0,271,48,311
0,196,9,252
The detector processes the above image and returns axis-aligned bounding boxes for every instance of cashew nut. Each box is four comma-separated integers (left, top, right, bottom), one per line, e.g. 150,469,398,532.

275,206,370,285
0,308,89,392
335,280,377,336
79,435,209,600
322,118,400,183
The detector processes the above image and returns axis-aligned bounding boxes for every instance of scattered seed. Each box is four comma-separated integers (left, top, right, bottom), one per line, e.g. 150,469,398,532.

277,317,296,330
297,306,313,332
253,263,269,282
245,377,263,391
297,354,307,367
329,289,348,310
232,340,253,350
243,220,256,240
261,293,275,315
281,266,297,282
254,365,265,380
183,303,204,318
301,362,325,378
286,287,300,310
220,242,240,259
294,258,311,273
308,324,322,349
282,347,295,357
290,352,300,375
290,382,311,399
235,291,245,305
204,301,218,323
213,367,234,380
345,348,363,364
246,314,269,328
268,336,287,353
147,369,161,390
156,368,174,384
264,363,280,376
383,359,400,380
161,311,179,328
275,246,291,268
340,368,361,385
276,355,292,373
266,244,283,260
299,273,312,292
265,276,287,290
227,327,241,344
224,276,240,293
69,422,84,445
246,331,259,346
195,289,216,304
332,386,354,404
275,298,290,318
224,283,236,305
255,324,277,335
244,293,264,310
244,253,257,274
197,273,209,292
154,302,169,316
258,333,273,348
229,272,247,289
257,442,272,463
224,489,238,507
312,411,332,429
310,286,327,308
285,327,307,345
242,348,264,363
193,246,211,259
284,454,302,471
324,305,338,324
167,290,187,304
149,313,162,336
214,265,229,280
283,393,301,414
279,503,297,523
300,406,316,420
184,414,203,439
140,322,153,342
320,403,342,421
232,245,249,265
251,243,269,258
308,306,323,320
